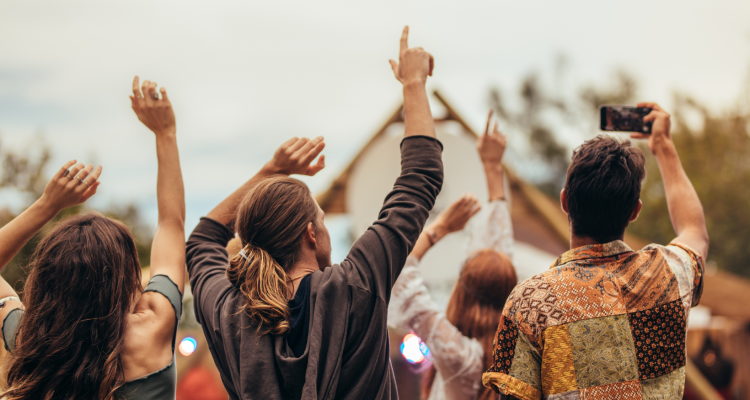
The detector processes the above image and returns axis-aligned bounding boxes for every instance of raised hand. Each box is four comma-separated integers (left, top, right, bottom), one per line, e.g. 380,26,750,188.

264,136,326,176
39,160,102,211
632,102,671,155
478,110,507,165
433,193,482,235
130,76,176,136
389,26,434,85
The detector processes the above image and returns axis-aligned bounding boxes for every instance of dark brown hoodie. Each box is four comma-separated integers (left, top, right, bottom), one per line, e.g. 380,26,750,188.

185,136,443,400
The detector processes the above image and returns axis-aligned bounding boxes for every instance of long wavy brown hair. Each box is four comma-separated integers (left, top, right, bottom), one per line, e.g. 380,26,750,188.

2,213,143,400
421,249,517,400
226,176,318,335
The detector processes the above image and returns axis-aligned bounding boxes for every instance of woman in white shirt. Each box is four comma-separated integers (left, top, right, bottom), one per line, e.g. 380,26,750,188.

388,111,518,400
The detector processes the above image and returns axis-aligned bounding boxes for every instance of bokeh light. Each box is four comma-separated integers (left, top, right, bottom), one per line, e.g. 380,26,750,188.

179,336,198,357
400,333,430,364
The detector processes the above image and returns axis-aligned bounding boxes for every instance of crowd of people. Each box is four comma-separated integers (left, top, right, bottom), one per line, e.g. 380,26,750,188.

0,26,708,400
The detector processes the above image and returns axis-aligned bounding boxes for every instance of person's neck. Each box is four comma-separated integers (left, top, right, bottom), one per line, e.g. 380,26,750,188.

286,259,318,299
569,233,624,249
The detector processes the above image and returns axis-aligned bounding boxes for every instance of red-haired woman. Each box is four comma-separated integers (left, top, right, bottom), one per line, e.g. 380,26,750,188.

0,77,186,400
388,111,517,400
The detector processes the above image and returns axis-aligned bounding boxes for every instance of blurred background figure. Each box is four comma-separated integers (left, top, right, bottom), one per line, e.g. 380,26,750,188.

388,110,517,400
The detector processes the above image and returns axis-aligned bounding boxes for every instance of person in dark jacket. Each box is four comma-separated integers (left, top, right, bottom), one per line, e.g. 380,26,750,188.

185,26,443,400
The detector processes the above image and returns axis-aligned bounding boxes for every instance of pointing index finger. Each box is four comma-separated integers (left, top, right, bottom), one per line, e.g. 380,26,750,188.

484,109,493,136
400,26,409,53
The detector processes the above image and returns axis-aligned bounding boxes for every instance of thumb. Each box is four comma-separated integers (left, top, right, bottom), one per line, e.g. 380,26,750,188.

81,182,100,202
643,111,659,122
389,60,400,80
307,155,325,176
470,202,482,216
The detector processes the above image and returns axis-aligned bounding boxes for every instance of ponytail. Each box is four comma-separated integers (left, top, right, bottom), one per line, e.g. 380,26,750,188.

228,176,318,336
227,244,292,334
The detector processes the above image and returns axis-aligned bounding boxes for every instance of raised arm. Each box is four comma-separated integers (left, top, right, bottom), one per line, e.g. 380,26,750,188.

206,137,325,227
632,102,709,258
130,76,187,293
389,26,436,140
465,111,514,258
0,161,101,321
410,194,481,261
386,25,445,263
478,110,507,202
342,27,442,303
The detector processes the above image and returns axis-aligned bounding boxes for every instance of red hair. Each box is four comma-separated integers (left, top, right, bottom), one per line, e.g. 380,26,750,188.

421,249,517,400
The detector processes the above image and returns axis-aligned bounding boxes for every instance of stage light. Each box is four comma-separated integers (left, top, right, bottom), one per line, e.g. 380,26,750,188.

400,333,430,364
179,336,198,357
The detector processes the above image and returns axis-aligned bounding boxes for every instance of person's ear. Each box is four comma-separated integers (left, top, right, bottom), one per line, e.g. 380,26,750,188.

629,199,643,222
305,222,317,247
560,189,569,214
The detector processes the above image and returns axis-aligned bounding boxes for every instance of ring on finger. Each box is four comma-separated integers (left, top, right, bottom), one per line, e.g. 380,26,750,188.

82,179,92,187
152,92,159,100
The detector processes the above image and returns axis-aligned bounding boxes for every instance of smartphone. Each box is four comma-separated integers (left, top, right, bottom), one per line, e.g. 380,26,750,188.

600,105,652,133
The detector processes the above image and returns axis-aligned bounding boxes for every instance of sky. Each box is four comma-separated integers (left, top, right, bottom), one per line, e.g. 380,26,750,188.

1,0,749,240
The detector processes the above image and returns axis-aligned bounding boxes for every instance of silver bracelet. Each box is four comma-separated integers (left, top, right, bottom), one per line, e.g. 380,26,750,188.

0,296,20,310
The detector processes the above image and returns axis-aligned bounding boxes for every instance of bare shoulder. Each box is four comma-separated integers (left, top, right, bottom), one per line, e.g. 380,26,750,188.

122,292,177,380
128,291,178,338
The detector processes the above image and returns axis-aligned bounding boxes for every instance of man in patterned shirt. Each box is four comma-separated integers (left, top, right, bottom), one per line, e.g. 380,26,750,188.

482,102,708,400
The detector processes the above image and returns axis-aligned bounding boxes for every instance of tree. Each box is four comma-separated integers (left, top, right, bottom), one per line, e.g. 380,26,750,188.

0,135,153,293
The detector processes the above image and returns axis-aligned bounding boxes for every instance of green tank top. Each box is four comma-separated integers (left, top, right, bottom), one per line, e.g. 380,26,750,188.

2,274,183,400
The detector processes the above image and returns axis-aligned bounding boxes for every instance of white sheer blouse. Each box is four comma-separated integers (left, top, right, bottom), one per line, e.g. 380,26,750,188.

388,200,514,400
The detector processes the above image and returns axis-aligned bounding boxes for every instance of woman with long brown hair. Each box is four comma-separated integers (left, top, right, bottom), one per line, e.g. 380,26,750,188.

388,110,517,400
0,76,186,400
185,27,443,400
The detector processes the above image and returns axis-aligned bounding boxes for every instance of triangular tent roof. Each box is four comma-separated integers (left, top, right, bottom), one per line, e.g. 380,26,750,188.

316,89,750,321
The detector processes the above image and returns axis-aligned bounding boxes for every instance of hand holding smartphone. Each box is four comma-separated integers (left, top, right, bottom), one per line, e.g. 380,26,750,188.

600,105,653,133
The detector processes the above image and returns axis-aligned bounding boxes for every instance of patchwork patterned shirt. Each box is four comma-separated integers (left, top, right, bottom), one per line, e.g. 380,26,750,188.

482,240,703,400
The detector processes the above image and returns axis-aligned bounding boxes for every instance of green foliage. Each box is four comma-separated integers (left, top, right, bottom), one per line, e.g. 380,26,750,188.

0,136,153,293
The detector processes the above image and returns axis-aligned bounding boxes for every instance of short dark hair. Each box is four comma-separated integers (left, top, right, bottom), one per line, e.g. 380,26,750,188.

564,135,646,243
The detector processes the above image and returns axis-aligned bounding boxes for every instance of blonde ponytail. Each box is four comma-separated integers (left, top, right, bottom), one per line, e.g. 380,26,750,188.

227,244,292,334
228,176,319,336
